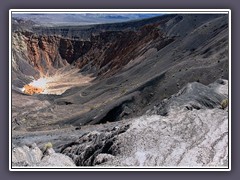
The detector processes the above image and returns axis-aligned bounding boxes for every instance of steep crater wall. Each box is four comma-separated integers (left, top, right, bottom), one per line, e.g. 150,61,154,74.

13,22,174,80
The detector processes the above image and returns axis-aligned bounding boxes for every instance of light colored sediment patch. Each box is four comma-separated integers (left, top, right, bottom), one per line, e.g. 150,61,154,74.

23,68,94,95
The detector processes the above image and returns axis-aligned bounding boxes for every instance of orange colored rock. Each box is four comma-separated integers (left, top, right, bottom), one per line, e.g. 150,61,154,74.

23,84,44,95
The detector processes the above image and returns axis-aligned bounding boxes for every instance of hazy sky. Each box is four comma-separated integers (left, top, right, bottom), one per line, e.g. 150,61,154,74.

12,13,163,26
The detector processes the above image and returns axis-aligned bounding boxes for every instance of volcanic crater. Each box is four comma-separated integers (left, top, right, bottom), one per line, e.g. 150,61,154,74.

11,13,229,167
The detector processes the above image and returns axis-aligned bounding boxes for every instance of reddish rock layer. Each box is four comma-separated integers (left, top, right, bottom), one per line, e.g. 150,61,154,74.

23,84,44,95
16,23,174,78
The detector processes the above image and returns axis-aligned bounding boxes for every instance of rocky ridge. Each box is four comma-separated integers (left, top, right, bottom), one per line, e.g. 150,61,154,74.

12,143,75,167
12,79,228,167
13,79,226,167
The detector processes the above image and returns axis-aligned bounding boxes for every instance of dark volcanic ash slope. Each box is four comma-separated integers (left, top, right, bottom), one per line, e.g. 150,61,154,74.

12,14,229,133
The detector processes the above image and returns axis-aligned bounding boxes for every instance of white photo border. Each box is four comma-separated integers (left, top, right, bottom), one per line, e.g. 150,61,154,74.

9,9,231,171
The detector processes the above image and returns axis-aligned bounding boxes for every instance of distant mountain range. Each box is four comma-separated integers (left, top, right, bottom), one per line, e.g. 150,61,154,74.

12,13,163,26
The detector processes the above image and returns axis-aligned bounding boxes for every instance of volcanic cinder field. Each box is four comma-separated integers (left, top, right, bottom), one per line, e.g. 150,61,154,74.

11,12,229,168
